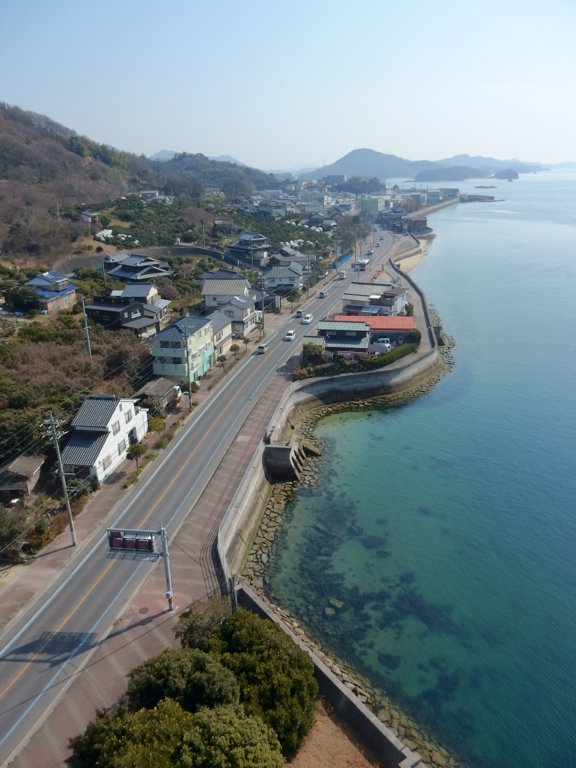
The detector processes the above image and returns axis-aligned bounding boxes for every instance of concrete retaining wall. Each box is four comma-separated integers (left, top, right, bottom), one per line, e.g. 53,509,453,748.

217,442,269,583
215,314,440,768
217,346,440,577
238,585,424,768
267,347,440,442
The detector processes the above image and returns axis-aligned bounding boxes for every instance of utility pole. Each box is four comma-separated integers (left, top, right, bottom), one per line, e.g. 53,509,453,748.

45,411,77,546
81,298,92,365
183,324,193,411
260,272,265,335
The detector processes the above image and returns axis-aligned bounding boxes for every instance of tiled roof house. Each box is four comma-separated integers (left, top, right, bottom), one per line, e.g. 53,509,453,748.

61,395,148,483
24,272,77,314
103,253,173,281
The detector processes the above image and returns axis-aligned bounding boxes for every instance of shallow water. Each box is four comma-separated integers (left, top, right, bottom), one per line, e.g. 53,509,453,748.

265,170,576,768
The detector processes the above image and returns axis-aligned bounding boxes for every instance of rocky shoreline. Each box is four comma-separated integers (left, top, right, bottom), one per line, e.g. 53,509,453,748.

243,332,465,768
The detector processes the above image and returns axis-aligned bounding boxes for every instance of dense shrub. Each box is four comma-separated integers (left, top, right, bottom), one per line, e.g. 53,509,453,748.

177,606,318,757
292,343,418,380
67,689,283,768
127,648,240,713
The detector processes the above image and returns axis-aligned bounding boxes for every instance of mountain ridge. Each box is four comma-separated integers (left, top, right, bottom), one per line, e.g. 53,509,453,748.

298,148,545,181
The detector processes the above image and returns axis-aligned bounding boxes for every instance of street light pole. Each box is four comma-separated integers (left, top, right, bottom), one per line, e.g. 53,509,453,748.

161,526,175,611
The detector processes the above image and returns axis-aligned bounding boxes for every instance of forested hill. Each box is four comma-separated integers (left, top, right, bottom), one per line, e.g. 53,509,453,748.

147,152,277,197
0,103,277,265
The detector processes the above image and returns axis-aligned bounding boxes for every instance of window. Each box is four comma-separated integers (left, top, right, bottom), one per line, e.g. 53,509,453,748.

125,410,133,424
111,420,120,435
102,455,112,470
118,439,127,456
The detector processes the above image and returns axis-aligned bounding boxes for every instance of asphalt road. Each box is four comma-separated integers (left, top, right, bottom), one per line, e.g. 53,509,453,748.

0,232,409,765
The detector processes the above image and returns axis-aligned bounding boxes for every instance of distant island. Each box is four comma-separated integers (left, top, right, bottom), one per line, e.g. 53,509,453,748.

299,148,544,182
415,166,520,182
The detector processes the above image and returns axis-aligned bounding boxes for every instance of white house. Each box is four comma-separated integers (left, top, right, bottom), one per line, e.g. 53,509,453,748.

214,297,258,338
262,262,304,293
341,282,407,316
209,310,234,357
61,395,148,483
201,277,253,308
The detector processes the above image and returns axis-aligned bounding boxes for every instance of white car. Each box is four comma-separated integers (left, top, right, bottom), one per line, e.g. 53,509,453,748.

284,329,295,341
374,337,392,352
301,314,313,325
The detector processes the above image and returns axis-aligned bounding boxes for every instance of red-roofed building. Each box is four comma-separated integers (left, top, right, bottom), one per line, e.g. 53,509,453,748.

331,314,415,344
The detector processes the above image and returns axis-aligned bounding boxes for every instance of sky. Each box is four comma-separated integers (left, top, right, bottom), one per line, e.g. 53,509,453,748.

2,0,575,171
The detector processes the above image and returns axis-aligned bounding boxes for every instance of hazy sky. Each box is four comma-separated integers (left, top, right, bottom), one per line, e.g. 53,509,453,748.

2,0,575,170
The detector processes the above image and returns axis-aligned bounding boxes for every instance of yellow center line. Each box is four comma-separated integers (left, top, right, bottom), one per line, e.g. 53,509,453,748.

0,560,115,700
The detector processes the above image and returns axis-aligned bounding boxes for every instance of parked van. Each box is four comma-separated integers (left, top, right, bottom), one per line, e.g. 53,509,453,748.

257,341,270,353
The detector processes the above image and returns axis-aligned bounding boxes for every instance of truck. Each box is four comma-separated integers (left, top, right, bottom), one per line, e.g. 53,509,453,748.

338,270,346,280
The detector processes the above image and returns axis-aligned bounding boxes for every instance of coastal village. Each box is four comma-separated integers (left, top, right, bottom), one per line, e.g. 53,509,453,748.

0,172,459,768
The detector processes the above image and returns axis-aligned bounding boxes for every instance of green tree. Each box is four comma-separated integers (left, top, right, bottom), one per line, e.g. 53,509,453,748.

126,443,146,469
177,606,318,757
7,285,40,312
406,328,421,344
175,596,230,651
176,705,283,768
66,704,133,768
230,343,240,360
66,699,195,768
217,354,227,371
148,415,166,433
67,699,283,768
126,648,240,713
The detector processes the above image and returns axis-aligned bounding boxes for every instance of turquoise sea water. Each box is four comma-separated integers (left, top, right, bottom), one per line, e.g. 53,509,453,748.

265,170,576,768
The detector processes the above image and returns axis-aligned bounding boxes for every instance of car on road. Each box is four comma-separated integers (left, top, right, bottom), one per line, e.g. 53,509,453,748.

374,337,392,351
318,290,326,298
284,329,295,341
301,313,313,324
296,309,304,318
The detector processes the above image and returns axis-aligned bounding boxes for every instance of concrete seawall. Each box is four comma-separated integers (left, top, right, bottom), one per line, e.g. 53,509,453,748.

238,585,424,768
218,346,440,580
216,239,445,768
